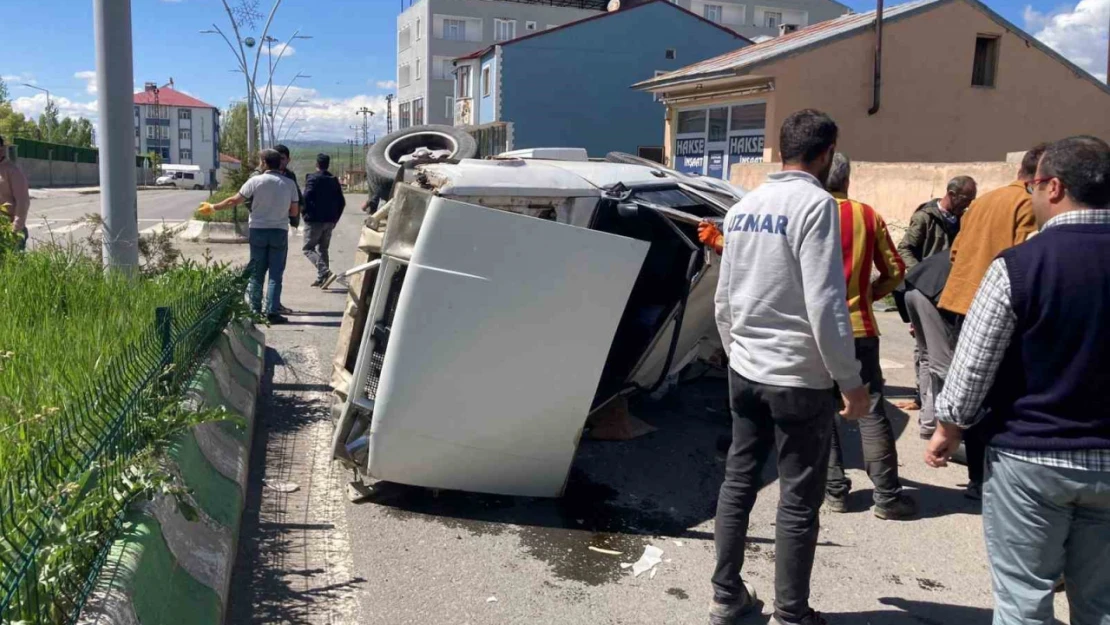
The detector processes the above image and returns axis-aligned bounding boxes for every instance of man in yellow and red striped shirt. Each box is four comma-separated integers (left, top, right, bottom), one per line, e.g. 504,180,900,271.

824,153,917,520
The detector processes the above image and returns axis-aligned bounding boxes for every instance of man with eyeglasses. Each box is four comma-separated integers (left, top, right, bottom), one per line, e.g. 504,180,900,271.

926,135,1110,625
930,142,1046,500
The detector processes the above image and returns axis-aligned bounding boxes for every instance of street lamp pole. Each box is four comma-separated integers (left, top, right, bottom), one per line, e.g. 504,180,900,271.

20,84,50,108
93,0,139,272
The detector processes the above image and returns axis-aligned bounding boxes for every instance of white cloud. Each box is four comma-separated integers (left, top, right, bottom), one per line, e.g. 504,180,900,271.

3,73,37,86
1025,0,1109,82
260,42,296,58
74,70,98,95
256,85,390,142
374,80,398,89
11,93,99,122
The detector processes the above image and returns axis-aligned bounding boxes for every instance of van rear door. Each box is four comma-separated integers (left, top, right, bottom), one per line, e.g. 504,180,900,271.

360,196,649,497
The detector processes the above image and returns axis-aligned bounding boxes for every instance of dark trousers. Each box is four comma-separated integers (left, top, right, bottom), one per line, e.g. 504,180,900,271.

827,337,903,506
713,369,836,622
302,220,336,280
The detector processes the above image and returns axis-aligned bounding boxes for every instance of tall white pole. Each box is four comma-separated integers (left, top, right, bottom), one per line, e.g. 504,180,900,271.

94,0,139,272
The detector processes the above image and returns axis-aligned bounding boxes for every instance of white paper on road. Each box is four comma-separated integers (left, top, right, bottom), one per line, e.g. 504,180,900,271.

628,545,664,577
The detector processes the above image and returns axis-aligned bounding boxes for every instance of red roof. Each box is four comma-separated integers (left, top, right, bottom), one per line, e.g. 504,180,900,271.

133,84,216,109
219,153,241,164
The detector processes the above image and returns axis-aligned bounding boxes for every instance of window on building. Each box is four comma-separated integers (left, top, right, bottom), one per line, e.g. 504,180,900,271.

443,18,466,41
134,106,140,118
730,102,767,130
494,18,516,41
416,58,422,80
764,10,782,27
457,65,472,97
652,70,667,102
443,58,454,80
146,125,169,140
481,66,491,97
178,109,191,120
677,109,706,134
413,98,425,125
416,18,422,40
446,96,455,119
708,107,728,142
179,128,191,140
148,104,168,119
399,102,412,129
665,48,676,59
399,63,412,87
972,35,1000,87
180,149,192,161
399,25,412,50
637,146,665,163
160,147,170,160
703,4,723,22
526,20,537,31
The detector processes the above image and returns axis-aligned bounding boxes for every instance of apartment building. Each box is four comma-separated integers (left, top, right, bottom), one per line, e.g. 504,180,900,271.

670,0,850,40
396,0,604,127
133,82,220,183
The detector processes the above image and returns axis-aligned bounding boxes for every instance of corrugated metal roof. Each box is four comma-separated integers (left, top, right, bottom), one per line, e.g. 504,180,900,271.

635,0,943,89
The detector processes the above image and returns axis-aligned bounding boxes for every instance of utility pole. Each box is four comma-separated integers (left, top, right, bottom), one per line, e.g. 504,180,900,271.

385,94,394,134
356,106,375,148
94,0,139,272
348,139,354,174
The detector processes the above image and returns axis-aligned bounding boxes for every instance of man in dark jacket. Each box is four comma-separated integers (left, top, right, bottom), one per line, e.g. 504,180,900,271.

897,176,977,270
302,153,346,287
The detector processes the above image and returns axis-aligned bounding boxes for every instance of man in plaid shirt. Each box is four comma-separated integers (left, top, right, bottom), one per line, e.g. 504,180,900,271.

926,136,1110,625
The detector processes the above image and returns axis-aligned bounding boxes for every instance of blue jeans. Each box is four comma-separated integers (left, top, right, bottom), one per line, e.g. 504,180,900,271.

248,228,288,315
983,448,1110,625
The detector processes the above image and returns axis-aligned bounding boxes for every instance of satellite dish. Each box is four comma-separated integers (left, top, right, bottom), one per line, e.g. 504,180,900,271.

243,37,256,48
607,0,620,11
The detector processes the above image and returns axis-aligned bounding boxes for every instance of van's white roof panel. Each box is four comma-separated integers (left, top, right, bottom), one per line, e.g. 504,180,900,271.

420,159,667,197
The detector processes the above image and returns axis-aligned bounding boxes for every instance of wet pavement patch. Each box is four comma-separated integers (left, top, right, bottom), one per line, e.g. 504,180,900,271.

666,587,690,600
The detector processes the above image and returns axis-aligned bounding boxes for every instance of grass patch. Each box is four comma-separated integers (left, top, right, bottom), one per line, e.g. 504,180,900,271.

0,243,244,467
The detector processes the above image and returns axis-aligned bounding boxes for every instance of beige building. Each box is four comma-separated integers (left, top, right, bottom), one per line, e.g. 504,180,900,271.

635,0,1110,177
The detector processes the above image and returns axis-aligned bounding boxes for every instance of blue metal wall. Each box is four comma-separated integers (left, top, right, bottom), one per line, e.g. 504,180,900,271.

497,2,745,156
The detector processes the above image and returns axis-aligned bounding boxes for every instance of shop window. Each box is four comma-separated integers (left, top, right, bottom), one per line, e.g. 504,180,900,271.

665,49,676,59
708,108,728,142
730,102,766,130
677,109,706,134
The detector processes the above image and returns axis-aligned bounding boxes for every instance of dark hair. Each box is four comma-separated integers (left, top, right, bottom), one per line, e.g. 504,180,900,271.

779,109,838,164
260,149,282,171
274,144,290,158
316,153,330,170
947,175,976,195
826,152,850,193
1039,136,1110,209
1020,143,1049,179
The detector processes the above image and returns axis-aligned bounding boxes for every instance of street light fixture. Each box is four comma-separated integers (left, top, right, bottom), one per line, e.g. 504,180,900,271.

21,83,51,108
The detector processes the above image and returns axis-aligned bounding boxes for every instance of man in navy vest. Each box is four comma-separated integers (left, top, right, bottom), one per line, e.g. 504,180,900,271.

925,135,1110,625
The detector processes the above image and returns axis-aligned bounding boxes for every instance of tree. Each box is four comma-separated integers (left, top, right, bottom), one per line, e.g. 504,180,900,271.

0,77,8,104
37,100,61,143
219,102,257,168
146,150,163,174
0,103,37,141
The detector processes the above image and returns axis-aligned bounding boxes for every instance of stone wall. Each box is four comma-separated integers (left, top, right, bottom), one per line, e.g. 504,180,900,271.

15,156,154,188
729,160,1020,227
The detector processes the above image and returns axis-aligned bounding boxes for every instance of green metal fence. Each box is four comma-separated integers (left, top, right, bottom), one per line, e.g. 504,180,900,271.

0,268,250,625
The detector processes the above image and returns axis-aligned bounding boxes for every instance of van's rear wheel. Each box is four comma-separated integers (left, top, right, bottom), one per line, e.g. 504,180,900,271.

366,124,477,201
193,184,203,190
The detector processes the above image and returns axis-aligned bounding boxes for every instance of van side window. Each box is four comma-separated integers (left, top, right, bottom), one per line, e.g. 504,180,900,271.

184,173,195,180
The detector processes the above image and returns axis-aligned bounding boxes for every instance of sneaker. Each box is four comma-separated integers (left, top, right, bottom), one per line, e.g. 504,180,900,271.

266,313,289,325
310,276,326,287
320,271,339,289
775,610,827,625
965,482,982,501
919,428,935,440
874,494,918,520
276,304,293,315
824,493,848,513
708,581,759,625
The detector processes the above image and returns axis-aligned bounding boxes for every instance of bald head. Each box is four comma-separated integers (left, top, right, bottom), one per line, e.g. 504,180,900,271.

943,175,977,216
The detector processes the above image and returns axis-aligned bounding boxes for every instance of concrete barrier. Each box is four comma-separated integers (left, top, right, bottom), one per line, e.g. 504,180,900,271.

78,320,265,625
15,156,153,188
729,160,1019,225
178,220,248,244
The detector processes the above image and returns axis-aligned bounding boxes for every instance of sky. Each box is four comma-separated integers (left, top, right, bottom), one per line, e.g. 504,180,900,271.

2,0,1108,143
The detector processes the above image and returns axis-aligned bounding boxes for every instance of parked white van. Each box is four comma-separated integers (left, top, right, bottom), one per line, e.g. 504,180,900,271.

155,164,206,190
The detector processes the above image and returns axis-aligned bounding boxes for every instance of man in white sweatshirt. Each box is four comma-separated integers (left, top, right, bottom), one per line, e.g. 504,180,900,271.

709,109,867,625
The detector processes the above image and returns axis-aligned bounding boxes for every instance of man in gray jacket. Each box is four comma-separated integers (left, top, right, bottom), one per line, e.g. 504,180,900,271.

710,109,867,625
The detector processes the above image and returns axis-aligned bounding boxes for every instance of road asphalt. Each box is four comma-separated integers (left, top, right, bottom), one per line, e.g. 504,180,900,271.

170,193,1071,625
24,188,209,247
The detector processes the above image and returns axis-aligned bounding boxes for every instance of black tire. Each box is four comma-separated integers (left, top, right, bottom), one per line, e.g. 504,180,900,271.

193,184,203,191
366,125,477,200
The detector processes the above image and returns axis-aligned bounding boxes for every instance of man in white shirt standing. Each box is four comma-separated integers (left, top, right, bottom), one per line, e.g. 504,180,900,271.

211,149,300,324
709,109,867,625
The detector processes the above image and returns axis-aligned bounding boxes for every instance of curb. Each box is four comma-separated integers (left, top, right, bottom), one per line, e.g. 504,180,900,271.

178,220,248,244
78,320,265,625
